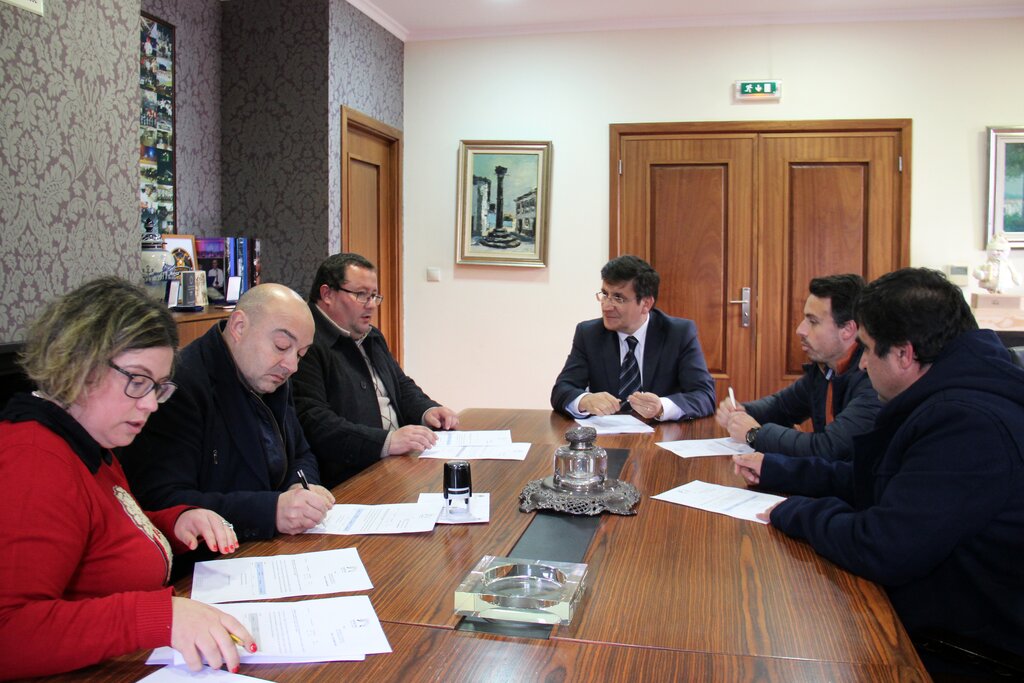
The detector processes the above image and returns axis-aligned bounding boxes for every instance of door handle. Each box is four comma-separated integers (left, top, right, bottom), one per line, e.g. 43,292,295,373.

728,287,751,328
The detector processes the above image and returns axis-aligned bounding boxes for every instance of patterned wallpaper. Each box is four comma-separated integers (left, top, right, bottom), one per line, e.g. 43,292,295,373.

221,0,404,294
328,0,404,254
221,0,332,294
0,0,140,343
141,0,222,236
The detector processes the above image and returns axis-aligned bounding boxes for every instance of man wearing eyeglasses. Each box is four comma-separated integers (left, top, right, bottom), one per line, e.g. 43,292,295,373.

551,255,716,421
292,253,459,488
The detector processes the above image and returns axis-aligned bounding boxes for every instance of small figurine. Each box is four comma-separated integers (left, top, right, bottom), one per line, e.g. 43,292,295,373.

973,232,1022,294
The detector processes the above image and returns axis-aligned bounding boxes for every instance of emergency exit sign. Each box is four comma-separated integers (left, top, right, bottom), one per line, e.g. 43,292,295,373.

735,80,781,100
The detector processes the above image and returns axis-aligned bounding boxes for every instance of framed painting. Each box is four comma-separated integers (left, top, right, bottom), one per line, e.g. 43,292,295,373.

456,140,551,267
164,234,197,272
140,13,176,235
1,0,44,15
987,127,1024,247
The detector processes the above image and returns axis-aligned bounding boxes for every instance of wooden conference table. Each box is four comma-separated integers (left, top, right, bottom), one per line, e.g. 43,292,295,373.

46,409,929,682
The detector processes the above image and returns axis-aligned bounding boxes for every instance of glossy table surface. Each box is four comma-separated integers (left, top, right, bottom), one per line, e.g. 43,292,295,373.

38,409,929,682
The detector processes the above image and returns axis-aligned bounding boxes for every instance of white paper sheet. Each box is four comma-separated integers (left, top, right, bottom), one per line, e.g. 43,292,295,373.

148,595,389,666
431,430,512,446
656,437,754,458
574,414,655,434
190,548,372,604
305,502,442,535
652,480,785,524
137,665,270,681
417,492,490,524
147,647,364,666
418,443,530,461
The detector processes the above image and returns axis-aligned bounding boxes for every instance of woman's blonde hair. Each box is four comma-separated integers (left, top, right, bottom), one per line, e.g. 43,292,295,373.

20,276,178,405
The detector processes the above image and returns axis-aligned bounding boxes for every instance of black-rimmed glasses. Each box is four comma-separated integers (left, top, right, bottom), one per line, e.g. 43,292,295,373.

108,361,177,403
338,286,384,306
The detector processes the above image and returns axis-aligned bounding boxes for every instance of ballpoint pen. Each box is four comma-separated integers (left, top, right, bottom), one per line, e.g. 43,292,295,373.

296,469,310,490
728,387,738,409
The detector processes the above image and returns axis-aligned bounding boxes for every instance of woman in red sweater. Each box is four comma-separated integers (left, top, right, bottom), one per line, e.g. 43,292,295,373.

0,277,256,679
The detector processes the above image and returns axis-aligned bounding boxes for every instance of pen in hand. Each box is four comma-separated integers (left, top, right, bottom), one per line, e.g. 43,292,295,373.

296,469,310,491
728,387,738,409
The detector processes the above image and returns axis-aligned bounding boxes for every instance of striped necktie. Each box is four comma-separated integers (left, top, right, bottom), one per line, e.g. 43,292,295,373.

618,335,641,401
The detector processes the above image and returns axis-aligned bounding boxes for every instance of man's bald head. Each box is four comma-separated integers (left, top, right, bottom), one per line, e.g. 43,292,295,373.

223,284,314,393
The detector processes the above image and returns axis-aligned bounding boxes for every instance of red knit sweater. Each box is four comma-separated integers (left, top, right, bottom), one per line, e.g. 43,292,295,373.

0,419,191,679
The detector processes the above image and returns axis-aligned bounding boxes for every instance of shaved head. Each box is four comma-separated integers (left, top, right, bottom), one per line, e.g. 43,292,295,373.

223,284,314,393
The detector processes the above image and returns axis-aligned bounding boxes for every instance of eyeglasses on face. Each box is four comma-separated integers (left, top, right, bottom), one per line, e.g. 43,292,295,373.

595,291,636,306
338,286,384,306
108,361,177,403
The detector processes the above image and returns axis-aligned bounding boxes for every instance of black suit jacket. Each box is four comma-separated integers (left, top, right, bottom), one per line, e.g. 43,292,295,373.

550,308,716,419
292,304,440,487
120,322,322,542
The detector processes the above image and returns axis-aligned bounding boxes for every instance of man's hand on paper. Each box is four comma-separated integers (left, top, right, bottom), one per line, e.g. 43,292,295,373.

756,501,780,523
424,406,460,430
627,391,663,420
732,452,764,486
170,596,256,673
389,425,438,454
277,487,332,534
579,392,621,416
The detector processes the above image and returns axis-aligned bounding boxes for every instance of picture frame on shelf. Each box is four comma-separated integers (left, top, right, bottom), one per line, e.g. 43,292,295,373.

163,234,197,272
987,127,1024,247
139,13,176,235
456,140,551,267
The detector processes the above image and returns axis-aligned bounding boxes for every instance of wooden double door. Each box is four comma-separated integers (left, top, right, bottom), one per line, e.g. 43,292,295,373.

611,120,911,402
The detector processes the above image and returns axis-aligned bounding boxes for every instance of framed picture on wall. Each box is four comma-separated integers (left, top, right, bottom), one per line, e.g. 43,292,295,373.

0,0,44,15
456,140,551,267
164,235,197,272
987,126,1024,247
140,13,176,235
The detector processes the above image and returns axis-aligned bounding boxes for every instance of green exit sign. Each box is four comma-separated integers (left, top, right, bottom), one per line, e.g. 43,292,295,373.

735,80,781,100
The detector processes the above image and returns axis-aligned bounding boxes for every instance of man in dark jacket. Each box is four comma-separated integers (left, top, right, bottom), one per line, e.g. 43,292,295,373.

292,254,458,488
122,284,334,542
717,274,880,460
733,268,1024,675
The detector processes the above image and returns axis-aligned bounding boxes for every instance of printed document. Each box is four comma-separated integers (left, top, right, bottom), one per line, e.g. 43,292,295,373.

419,443,530,461
656,437,754,458
652,480,785,524
575,414,654,434
191,548,372,603
306,502,442,535
138,666,269,681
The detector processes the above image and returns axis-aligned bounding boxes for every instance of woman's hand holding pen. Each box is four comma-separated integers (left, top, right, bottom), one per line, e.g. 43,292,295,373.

171,597,256,673
174,509,238,554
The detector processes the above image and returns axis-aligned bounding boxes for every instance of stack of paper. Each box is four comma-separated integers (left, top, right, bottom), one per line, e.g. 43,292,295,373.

419,430,530,461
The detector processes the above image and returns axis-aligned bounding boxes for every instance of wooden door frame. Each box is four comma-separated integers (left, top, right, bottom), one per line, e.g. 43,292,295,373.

609,118,912,267
341,106,404,362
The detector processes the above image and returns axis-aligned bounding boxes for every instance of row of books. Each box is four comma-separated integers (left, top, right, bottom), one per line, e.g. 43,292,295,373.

195,236,261,302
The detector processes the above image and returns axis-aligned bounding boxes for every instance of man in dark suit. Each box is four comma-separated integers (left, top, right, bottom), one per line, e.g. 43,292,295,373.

121,284,334,542
292,253,459,487
551,255,715,420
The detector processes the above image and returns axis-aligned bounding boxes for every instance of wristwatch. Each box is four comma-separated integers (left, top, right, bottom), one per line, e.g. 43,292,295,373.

745,427,760,447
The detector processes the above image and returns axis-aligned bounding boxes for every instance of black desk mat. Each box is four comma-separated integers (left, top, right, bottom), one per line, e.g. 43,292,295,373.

456,448,630,639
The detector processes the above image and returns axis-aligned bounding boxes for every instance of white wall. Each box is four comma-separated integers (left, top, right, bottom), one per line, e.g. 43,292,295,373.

401,18,1024,412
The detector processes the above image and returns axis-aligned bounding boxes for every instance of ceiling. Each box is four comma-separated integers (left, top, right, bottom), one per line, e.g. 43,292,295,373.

346,0,1024,41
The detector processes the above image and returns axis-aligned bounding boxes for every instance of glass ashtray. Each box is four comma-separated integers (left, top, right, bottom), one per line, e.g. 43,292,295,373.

454,555,587,624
